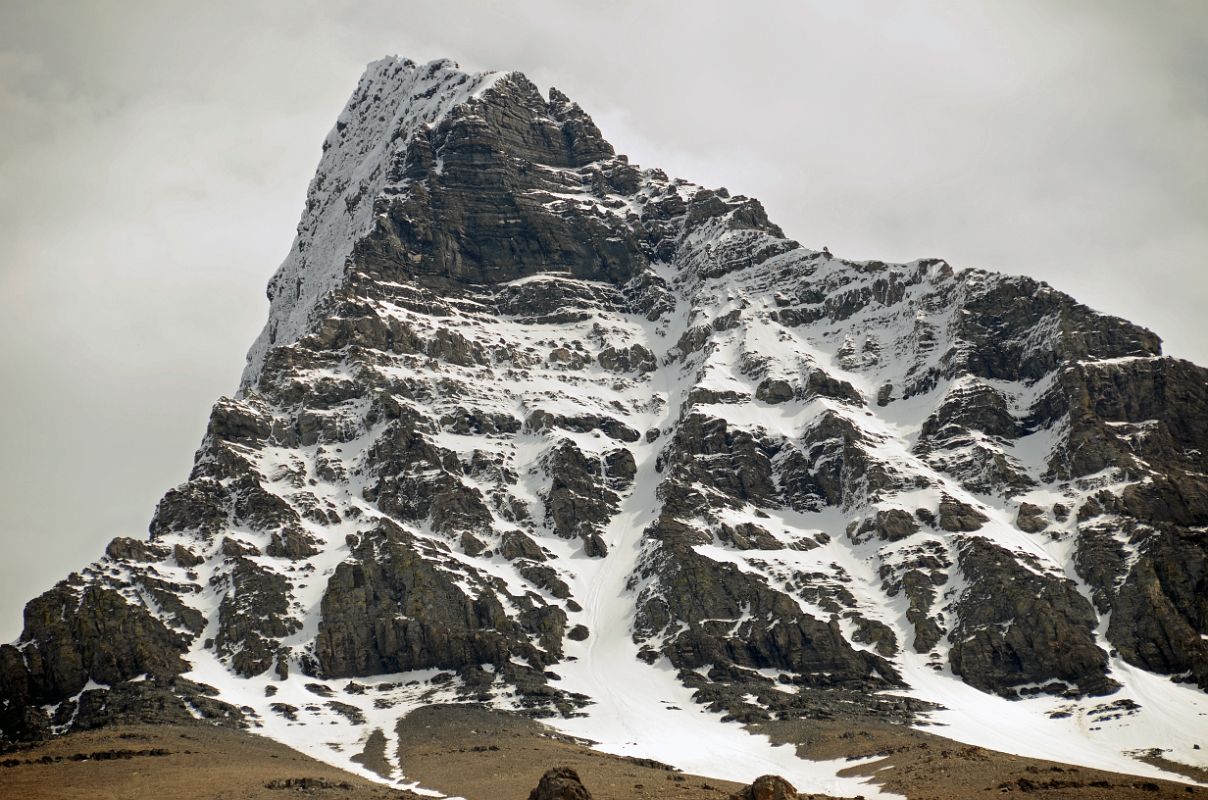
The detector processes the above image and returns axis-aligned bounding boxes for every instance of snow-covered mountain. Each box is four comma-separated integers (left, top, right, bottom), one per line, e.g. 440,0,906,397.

3,57,1206,795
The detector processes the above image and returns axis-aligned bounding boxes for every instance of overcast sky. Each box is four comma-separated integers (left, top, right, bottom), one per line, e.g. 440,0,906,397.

1,1,1204,641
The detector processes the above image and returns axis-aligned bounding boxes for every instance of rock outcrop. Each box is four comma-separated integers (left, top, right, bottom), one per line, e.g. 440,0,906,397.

528,766,593,800
730,774,799,800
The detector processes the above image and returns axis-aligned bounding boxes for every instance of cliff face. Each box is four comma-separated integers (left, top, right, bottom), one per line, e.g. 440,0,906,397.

3,57,1206,785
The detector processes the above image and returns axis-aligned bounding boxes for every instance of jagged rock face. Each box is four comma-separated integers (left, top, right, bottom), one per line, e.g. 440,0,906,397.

948,538,1116,697
3,56,1208,770
313,520,566,679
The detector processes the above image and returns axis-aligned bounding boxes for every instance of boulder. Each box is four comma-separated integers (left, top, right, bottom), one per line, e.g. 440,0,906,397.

528,767,592,800
730,774,798,800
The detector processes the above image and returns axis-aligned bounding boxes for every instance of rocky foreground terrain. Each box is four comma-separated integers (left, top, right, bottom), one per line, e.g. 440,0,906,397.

1,56,1206,796
2,711,1203,800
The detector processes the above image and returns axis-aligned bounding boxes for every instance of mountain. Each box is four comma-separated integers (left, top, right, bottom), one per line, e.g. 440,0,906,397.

2,56,1206,795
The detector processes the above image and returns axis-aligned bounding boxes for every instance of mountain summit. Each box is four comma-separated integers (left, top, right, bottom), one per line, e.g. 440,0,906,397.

3,57,1206,793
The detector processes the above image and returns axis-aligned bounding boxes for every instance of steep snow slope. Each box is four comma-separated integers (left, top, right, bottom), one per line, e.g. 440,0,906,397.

3,57,1207,797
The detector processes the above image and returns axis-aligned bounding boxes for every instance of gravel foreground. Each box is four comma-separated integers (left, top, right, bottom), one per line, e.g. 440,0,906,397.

2,709,1203,800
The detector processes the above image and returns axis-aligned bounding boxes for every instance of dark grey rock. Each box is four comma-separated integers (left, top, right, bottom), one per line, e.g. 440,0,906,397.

949,538,1116,697
528,766,592,800
730,774,798,800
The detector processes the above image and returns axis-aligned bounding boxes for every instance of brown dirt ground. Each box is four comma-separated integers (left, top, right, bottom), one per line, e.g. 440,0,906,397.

395,705,1206,800
754,716,1205,800
2,709,1205,800
395,705,751,800
0,723,417,800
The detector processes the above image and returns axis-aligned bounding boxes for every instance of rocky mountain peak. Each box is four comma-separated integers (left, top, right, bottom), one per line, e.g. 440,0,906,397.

3,55,1207,794
243,56,626,384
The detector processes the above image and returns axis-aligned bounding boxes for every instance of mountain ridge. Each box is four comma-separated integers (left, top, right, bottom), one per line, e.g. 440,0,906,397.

2,56,1206,796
